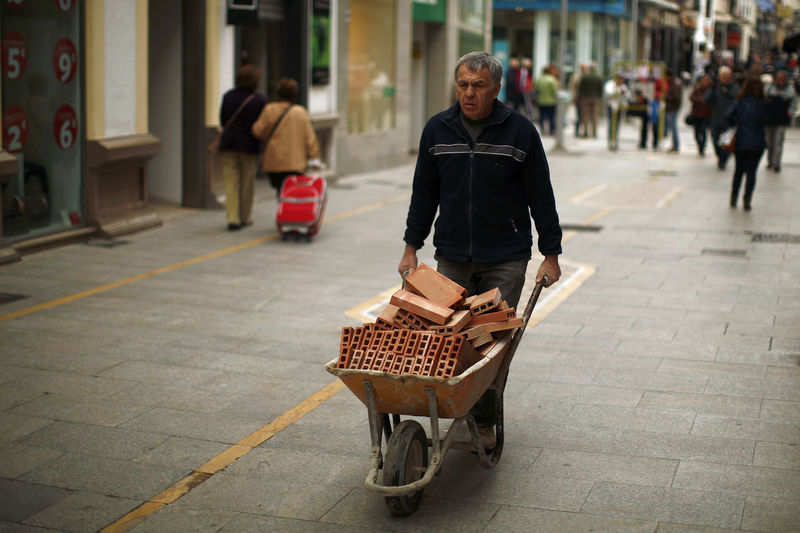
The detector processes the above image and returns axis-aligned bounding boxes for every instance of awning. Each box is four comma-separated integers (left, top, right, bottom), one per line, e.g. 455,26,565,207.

640,0,680,12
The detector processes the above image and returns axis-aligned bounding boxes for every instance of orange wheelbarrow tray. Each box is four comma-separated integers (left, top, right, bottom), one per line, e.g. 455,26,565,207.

324,278,547,515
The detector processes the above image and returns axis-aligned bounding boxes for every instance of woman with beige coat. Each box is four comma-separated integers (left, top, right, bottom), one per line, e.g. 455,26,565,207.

252,78,321,196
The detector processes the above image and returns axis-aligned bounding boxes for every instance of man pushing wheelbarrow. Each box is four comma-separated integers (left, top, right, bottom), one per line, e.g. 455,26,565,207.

398,51,562,451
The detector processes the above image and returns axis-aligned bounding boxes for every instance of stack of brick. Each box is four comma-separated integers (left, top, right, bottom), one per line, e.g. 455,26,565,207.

336,264,523,379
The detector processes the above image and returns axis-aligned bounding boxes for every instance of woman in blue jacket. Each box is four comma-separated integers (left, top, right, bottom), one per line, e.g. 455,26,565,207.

726,75,768,210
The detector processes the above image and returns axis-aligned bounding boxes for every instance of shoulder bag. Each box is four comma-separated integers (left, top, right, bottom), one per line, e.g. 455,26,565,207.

207,93,256,154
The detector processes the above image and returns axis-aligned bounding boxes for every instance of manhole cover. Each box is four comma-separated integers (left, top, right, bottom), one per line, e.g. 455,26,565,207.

751,233,800,244
0,292,27,306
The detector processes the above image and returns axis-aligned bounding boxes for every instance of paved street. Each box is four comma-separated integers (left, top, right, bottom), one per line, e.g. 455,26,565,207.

1,117,799,532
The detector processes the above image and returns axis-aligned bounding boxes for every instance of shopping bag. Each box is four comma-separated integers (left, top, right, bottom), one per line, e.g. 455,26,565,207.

720,127,736,153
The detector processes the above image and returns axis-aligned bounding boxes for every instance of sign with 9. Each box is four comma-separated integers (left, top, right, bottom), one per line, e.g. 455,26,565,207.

53,37,77,83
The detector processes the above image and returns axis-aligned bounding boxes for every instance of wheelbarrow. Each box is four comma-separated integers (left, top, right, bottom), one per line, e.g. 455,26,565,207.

325,276,548,515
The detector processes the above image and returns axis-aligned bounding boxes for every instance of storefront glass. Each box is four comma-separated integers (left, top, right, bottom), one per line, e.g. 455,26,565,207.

347,0,396,135
459,0,484,31
1,0,82,238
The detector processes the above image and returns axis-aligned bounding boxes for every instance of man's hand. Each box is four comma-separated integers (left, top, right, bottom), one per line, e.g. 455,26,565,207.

398,244,419,278
536,254,561,287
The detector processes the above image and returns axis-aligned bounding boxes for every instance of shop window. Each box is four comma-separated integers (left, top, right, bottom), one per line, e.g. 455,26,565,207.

347,0,396,135
459,0,484,31
1,0,82,238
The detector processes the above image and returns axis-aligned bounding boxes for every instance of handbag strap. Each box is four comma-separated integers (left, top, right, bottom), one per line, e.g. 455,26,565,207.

262,103,293,148
220,93,256,134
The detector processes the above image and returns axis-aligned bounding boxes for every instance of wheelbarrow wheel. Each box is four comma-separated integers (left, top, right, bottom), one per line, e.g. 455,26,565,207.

383,420,428,515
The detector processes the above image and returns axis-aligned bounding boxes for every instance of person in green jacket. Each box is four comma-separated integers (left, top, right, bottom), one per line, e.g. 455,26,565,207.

534,65,559,135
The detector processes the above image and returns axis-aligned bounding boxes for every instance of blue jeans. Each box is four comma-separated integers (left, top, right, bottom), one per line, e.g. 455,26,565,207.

665,110,679,150
435,255,529,427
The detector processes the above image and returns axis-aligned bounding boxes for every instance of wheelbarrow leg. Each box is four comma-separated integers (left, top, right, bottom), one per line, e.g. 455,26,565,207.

363,381,385,472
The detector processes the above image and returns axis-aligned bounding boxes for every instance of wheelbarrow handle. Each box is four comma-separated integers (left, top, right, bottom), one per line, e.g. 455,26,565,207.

494,275,548,387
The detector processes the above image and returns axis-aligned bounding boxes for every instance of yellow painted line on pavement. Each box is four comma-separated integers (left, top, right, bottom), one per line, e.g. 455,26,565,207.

101,380,345,533
0,194,411,324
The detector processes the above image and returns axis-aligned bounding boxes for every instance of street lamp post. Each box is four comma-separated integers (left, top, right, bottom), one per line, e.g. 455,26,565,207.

553,0,568,151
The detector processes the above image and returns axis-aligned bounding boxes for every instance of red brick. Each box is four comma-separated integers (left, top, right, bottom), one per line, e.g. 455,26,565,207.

350,349,365,370
466,308,516,327
430,309,471,335
404,263,464,308
390,289,454,325
469,288,502,316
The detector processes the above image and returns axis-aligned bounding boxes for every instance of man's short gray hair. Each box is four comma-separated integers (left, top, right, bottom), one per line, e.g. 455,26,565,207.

718,66,732,77
454,51,503,87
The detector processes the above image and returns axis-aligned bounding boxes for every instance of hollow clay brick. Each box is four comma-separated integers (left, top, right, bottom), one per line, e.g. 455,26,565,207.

413,263,467,296
430,309,471,335
470,332,494,349
463,325,489,340
396,308,432,330
466,308,516,327
401,356,415,375
350,349,365,370
482,317,524,334
390,289,454,325
362,349,377,370
469,288,502,316
390,354,405,374
479,338,500,356
370,350,387,371
404,263,464,308
454,337,482,374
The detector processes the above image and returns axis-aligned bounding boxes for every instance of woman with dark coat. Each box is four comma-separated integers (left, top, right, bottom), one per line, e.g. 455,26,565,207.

725,75,768,210
217,65,267,230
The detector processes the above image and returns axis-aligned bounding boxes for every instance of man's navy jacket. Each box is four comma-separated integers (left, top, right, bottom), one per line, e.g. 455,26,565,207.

404,99,562,264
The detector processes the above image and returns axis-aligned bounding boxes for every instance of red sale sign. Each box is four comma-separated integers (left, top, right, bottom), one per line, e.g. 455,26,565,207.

53,37,77,83
2,105,28,153
2,31,27,80
55,0,75,12
53,104,77,151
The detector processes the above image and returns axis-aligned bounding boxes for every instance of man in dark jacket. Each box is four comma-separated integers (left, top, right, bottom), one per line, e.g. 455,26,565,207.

398,51,562,451
705,66,739,169
664,69,682,152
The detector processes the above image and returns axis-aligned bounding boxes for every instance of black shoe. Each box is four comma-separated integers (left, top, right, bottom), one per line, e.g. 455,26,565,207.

774,167,780,173
730,194,737,208
718,162,726,171
227,223,241,231
240,220,253,228
743,197,752,211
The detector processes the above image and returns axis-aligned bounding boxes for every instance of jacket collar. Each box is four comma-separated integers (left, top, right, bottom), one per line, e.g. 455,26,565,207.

441,99,511,132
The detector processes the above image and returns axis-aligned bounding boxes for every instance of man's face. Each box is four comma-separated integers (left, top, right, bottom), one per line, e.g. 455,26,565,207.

776,71,787,87
720,71,732,84
456,65,500,121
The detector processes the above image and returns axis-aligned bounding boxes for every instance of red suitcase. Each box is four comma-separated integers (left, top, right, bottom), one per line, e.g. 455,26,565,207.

275,175,328,241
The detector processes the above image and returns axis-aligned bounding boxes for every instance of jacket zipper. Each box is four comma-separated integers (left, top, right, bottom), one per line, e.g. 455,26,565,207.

468,147,474,259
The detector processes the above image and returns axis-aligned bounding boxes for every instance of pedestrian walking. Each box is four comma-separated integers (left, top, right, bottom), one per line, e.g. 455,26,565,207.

577,63,603,138
518,58,535,120
398,51,562,451
705,66,739,170
604,74,630,151
252,77,321,198
726,75,768,210
216,65,267,231
664,69,682,152
764,70,797,172
569,63,587,136
504,57,523,113
629,88,650,149
534,65,559,135
689,74,713,156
